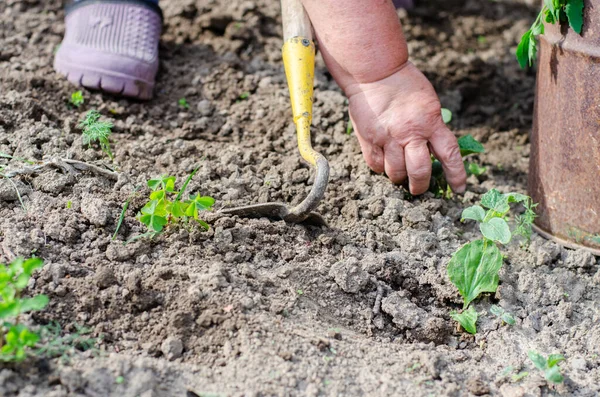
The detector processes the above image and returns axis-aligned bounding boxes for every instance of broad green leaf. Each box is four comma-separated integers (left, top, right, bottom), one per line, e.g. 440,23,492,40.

528,350,548,371
441,108,452,124
168,201,188,218
14,273,30,289
504,192,529,204
447,239,503,308
19,295,49,313
148,176,176,192
501,312,516,325
149,190,166,201
480,218,511,244
547,354,565,368
481,189,510,214
545,366,564,384
450,306,478,334
466,162,486,177
0,301,19,319
565,0,584,34
516,30,532,69
458,135,485,156
191,194,215,210
139,200,168,232
461,206,485,222
22,258,43,274
490,304,504,317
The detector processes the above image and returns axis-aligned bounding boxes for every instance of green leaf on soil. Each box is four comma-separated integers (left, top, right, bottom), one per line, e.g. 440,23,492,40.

19,295,49,313
565,0,584,33
480,189,510,215
547,354,565,368
480,218,511,244
461,205,486,222
511,371,529,382
457,134,485,156
450,305,478,334
528,350,548,371
138,200,168,233
466,162,486,176
441,108,452,124
447,239,503,308
501,312,516,325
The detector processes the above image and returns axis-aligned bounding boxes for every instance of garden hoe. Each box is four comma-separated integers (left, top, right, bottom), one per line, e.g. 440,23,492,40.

221,0,329,226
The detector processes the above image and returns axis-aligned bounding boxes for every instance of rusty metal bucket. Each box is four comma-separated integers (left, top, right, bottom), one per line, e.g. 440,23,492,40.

530,0,600,255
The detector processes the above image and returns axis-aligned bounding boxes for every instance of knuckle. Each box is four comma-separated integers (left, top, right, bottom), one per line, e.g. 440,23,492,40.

409,165,431,181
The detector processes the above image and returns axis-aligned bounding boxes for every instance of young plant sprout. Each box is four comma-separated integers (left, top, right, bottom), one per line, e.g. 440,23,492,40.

178,98,190,109
528,350,565,384
79,110,114,160
517,0,584,68
431,109,486,197
447,189,537,334
135,169,215,239
70,90,84,107
0,257,48,362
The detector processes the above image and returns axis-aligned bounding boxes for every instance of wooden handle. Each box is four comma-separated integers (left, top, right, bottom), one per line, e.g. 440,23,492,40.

281,0,312,40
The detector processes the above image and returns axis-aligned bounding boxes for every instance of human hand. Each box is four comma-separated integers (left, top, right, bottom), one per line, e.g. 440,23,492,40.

345,62,466,195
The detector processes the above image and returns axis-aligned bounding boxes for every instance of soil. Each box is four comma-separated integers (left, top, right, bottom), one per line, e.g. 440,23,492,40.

1,0,599,396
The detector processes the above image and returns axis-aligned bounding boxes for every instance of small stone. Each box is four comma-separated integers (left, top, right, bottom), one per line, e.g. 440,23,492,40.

466,377,490,396
161,337,183,361
81,196,110,227
329,258,369,294
94,267,117,289
196,99,214,117
327,329,342,340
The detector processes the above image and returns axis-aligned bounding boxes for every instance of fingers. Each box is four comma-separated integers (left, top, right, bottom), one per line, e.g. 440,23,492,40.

384,142,407,184
429,126,467,193
355,129,385,174
404,140,432,195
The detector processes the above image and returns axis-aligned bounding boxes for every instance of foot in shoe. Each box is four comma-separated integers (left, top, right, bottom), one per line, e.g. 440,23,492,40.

54,0,162,100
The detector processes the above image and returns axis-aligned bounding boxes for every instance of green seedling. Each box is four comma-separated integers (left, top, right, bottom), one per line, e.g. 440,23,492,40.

36,322,99,364
79,110,114,160
0,257,48,362
528,350,565,384
450,305,478,334
431,125,486,198
346,120,353,135
239,92,250,100
447,189,537,333
178,98,190,109
490,305,516,325
517,0,584,68
70,91,84,108
512,371,529,382
136,169,215,237
112,187,141,240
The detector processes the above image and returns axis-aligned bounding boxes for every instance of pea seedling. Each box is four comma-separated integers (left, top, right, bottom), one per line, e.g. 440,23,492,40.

432,109,486,197
517,0,584,68
79,110,114,160
136,169,215,237
0,257,48,362
528,350,565,384
447,189,537,334
70,90,84,107
490,305,516,325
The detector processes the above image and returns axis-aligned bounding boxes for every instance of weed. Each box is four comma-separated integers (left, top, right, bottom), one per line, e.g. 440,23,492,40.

512,371,529,382
135,169,214,237
112,187,140,240
36,322,99,364
178,98,190,109
115,376,125,384
79,110,114,160
517,0,584,68
447,189,537,333
70,91,84,107
490,305,516,325
239,92,250,100
528,350,565,384
66,200,72,209
0,257,48,362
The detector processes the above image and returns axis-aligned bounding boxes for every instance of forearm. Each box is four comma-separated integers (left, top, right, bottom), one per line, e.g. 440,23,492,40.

301,0,408,92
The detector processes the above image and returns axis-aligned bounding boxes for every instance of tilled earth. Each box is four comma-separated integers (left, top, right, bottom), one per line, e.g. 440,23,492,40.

1,0,599,396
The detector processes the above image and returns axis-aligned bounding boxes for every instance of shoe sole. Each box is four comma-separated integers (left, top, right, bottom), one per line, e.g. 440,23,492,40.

55,52,155,100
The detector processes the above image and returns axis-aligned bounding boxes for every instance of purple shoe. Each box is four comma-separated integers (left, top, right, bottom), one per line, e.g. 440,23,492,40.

54,0,162,100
